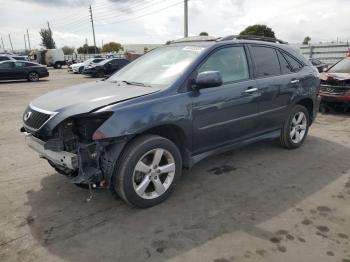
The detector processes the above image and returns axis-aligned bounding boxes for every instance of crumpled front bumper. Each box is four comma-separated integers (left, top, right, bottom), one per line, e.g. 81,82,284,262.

24,132,78,170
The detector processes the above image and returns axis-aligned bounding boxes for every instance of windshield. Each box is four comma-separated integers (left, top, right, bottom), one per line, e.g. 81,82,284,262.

328,58,350,73
108,46,205,88
83,58,94,65
99,59,112,65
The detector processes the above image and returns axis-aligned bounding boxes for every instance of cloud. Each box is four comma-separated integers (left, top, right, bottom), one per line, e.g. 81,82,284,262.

18,0,92,7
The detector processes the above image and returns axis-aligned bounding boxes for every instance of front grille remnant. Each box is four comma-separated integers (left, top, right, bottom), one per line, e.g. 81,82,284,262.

320,85,350,96
23,106,52,130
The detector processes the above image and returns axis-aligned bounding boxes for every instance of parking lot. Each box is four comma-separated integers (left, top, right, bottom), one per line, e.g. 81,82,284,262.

0,68,349,262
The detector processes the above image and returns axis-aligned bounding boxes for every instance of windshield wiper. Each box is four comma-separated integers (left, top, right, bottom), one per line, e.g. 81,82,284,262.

121,80,150,87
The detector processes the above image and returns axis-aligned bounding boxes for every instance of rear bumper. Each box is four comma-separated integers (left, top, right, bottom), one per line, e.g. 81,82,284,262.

24,132,78,170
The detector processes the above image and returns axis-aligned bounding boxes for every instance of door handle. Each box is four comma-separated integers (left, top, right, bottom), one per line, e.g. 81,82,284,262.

290,79,300,84
245,87,258,93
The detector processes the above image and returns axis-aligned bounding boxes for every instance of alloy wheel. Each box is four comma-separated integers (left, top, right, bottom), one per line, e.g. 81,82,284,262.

29,72,39,81
132,148,176,200
290,111,307,143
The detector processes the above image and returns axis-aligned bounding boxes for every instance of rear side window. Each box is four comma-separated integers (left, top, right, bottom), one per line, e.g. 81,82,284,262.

0,62,13,69
250,46,280,78
277,51,293,74
198,46,249,83
282,53,303,72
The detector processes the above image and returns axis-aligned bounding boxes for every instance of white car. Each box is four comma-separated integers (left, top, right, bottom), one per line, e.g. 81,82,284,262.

71,58,105,74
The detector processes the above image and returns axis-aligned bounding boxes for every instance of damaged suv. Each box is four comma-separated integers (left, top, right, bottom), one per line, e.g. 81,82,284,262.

21,35,320,208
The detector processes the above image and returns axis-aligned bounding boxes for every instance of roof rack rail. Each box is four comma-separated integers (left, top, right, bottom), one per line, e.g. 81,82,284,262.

166,36,218,45
217,35,288,44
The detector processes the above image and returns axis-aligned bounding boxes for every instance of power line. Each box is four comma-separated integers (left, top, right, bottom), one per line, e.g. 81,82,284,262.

93,0,169,20
95,1,183,26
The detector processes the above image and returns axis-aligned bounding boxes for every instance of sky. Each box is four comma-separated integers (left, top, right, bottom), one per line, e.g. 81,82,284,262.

0,0,349,50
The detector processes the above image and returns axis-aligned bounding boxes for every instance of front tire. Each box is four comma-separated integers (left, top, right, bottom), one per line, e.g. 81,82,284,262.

280,105,310,149
114,135,182,208
27,72,39,82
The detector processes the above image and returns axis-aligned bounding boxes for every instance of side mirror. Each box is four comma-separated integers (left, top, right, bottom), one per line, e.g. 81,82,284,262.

195,71,223,89
322,67,328,72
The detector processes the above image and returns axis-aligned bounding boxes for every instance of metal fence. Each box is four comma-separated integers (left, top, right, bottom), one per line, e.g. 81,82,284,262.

64,53,125,63
295,43,350,65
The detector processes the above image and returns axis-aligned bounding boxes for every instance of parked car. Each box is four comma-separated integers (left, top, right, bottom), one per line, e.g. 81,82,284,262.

0,54,16,62
83,58,129,77
309,58,328,73
0,60,49,81
21,35,320,208
70,58,105,74
319,56,350,112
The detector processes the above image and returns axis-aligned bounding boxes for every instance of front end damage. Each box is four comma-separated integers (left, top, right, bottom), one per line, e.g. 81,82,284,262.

22,111,126,188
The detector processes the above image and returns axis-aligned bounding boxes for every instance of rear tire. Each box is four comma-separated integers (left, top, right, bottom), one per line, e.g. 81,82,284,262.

54,62,62,69
27,72,39,82
113,135,182,208
280,105,310,149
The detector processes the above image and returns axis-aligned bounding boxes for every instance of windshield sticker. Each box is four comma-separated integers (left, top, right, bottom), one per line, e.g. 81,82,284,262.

182,46,205,52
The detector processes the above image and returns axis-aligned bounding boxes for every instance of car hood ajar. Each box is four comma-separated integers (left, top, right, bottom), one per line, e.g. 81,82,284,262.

30,81,161,116
321,72,350,81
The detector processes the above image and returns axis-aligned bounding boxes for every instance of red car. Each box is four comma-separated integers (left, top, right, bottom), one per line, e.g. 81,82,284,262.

319,56,350,113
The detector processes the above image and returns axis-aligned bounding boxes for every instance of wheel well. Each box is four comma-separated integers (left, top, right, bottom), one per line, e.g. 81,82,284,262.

296,98,313,120
141,125,190,167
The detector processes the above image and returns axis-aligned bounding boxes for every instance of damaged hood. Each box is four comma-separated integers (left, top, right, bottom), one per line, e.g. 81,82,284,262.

30,80,161,115
321,72,350,81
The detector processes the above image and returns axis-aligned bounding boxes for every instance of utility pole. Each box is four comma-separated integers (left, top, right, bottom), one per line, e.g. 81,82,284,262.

8,34,14,52
1,36,4,50
26,29,31,50
24,34,27,50
184,0,188,37
89,5,97,54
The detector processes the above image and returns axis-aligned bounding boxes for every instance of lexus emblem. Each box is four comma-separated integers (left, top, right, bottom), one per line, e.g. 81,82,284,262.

24,111,32,122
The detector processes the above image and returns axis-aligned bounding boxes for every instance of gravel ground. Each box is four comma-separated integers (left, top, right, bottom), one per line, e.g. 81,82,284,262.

0,69,349,262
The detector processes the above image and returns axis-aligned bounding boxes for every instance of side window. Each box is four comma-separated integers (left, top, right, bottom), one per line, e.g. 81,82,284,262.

14,62,25,68
282,53,303,72
250,46,280,77
198,46,249,83
277,50,293,74
0,62,13,69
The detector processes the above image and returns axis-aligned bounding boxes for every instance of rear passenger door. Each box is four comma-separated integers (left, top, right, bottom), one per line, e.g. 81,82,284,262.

248,45,299,133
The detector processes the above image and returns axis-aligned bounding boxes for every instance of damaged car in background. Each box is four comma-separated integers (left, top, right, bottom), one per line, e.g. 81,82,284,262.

21,35,320,208
319,56,350,113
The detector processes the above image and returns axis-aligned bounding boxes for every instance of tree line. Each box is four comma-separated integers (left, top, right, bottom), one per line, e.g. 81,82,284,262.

38,23,313,55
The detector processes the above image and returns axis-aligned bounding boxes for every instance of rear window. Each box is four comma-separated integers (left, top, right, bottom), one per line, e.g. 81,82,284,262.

0,61,13,69
251,46,281,78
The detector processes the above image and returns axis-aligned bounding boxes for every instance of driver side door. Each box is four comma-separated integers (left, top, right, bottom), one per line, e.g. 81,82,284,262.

191,45,260,155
